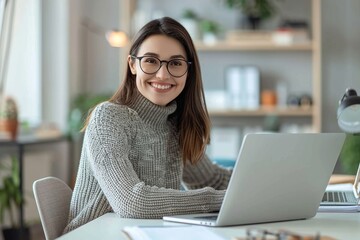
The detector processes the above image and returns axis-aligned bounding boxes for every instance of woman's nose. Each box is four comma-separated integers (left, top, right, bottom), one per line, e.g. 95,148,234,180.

156,63,170,79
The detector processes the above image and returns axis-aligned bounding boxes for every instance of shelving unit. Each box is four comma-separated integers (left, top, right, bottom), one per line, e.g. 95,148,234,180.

120,0,322,133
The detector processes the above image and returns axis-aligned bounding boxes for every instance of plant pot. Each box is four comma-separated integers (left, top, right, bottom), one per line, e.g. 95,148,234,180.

0,119,18,139
247,15,261,30
202,32,217,45
2,227,30,240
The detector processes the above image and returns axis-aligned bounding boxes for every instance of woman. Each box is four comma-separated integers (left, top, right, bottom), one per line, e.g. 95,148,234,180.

64,17,231,233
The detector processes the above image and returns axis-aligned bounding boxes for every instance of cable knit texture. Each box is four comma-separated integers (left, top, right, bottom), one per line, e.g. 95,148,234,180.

63,94,232,233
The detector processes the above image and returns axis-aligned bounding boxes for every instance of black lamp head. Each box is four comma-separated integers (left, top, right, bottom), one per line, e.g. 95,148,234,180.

337,88,360,134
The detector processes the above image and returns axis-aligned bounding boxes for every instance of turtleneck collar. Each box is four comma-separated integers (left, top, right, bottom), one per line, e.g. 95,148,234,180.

128,93,177,128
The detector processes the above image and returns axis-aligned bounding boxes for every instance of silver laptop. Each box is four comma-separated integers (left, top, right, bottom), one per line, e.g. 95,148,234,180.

321,163,360,206
163,133,346,227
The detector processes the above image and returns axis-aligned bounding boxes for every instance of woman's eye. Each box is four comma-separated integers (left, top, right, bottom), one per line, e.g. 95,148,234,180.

170,60,183,66
144,57,158,64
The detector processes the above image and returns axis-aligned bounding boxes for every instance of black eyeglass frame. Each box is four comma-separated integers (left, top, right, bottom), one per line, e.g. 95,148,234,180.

131,55,192,78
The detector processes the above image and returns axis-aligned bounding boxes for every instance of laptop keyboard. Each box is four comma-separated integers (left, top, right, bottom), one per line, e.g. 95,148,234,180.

322,191,357,203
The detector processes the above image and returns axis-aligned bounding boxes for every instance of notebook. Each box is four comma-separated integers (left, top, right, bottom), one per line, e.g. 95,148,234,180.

163,133,346,227
321,163,360,206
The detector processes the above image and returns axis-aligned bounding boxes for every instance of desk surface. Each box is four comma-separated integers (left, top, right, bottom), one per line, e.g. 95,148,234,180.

0,134,67,146
58,212,360,240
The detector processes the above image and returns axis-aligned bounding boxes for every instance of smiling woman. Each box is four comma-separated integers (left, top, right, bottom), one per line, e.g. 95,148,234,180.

63,17,232,234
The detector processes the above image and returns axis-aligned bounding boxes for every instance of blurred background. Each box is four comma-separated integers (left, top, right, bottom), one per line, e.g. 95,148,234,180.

0,0,360,239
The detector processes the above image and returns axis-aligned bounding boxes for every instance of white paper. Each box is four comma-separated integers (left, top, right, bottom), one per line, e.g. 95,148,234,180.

318,205,360,212
122,226,225,240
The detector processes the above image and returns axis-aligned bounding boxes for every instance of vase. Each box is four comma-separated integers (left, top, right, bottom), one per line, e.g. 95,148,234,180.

202,32,217,45
0,119,18,139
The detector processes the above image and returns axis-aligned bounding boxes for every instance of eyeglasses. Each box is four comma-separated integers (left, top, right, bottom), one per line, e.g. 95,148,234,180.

131,55,191,78
246,228,321,240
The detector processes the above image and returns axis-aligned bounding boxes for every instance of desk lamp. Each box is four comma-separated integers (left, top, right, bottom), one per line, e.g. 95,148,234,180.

337,88,360,134
81,17,128,48
106,30,128,48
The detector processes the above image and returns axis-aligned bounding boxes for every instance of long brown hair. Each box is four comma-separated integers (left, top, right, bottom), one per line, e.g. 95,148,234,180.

84,17,211,165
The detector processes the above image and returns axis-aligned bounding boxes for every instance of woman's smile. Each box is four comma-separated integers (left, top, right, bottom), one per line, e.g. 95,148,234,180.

150,82,173,90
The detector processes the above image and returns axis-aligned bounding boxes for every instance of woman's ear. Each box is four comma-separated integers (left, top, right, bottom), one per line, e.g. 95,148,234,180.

128,55,137,75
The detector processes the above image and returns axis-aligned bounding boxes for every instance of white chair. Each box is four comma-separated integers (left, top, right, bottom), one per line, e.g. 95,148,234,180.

33,177,72,240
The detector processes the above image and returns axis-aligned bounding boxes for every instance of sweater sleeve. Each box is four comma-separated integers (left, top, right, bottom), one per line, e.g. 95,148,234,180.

85,103,225,218
182,155,233,190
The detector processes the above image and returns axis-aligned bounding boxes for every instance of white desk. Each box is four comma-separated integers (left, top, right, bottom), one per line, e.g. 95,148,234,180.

58,212,360,240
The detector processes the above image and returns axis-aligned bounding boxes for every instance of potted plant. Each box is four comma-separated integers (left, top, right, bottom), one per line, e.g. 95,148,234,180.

224,0,277,29
179,9,200,40
0,96,19,140
0,156,29,240
200,19,220,45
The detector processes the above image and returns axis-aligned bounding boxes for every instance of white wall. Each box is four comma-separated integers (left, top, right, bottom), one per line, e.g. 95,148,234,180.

78,0,121,95
322,0,360,132
41,0,70,132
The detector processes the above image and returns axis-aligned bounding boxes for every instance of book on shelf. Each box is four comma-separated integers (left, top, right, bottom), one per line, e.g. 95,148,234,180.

225,66,260,110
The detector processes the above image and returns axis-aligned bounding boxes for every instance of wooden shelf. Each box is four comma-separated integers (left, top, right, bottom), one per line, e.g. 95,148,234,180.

209,107,313,117
195,41,313,52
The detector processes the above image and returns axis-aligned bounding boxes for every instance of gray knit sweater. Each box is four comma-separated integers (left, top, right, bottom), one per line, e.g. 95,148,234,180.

64,94,232,233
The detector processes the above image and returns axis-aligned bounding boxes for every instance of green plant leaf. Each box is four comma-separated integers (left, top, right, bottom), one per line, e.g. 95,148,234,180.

224,0,277,20
340,134,360,174
0,156,23,227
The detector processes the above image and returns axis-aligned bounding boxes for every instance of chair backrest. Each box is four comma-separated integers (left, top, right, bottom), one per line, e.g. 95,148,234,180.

33,176,72,240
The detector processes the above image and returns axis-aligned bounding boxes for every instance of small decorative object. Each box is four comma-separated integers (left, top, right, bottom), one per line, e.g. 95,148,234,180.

286,94,300,107
263,114,280,132
200,19,220,45
272,20,310,45
223,0,278,29
261,90,277,106
0,96,19,139
299,94,312,109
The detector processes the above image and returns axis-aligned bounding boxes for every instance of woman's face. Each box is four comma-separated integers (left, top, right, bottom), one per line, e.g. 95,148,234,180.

128,34,188,106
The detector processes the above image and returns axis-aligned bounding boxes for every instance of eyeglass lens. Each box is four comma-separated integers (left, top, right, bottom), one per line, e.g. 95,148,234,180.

138,56,189,77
